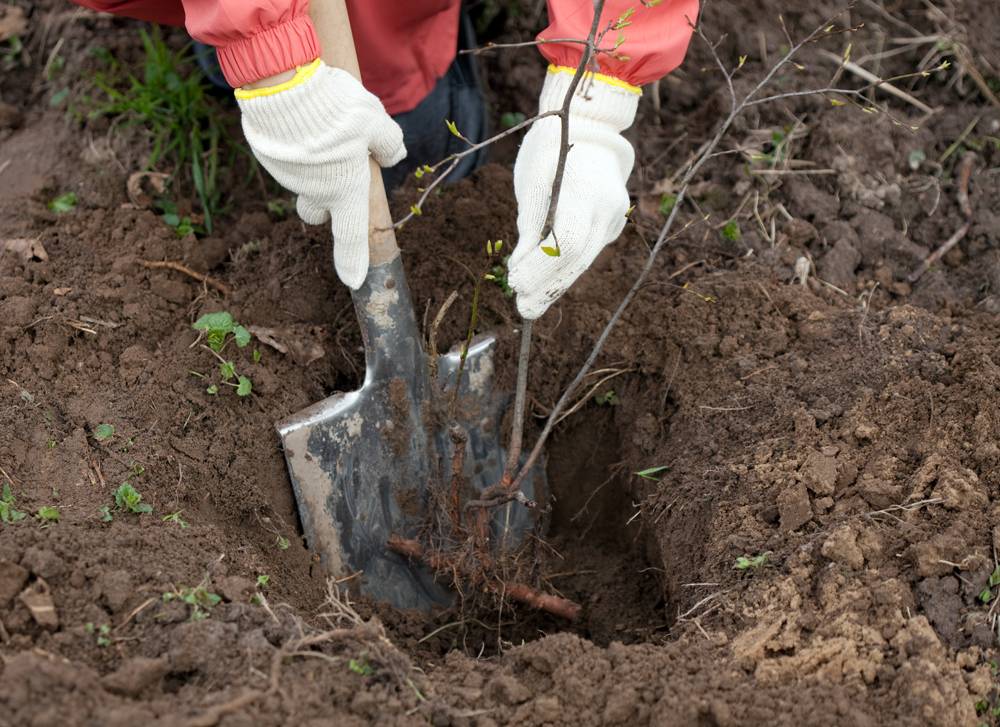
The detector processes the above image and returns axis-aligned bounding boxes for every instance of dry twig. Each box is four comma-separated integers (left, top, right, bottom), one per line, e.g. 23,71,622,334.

141,260,230,295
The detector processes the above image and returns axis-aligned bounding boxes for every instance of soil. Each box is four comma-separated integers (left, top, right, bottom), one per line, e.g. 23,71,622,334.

3,1,1000,725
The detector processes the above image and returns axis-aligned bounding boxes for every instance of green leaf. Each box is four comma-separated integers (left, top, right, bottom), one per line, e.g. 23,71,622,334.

48,192,78,213
540,246,560,257
50,88,70,107
163,212,181,227
635,466,669,481
219,361,236,381
236,376,252,397
134,502,153,514
907,149,926,171
445,119,461,138
499,111,526,129
979,587,993,604
276,535,290,550
99,505,113,522
193,311,234,334
93,423,115,441
988,565,1000,588
256,574,270,588
252,349,261,364
37,506,60,522
233,325,251,348
734,554,768,570
659,193,677,216
206,384,219,395
721,220,742,242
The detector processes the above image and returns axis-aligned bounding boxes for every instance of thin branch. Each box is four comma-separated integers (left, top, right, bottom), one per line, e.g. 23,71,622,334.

509,7,860,493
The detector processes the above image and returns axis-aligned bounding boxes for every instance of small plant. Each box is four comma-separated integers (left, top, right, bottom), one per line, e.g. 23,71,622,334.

36,506,60,525
99,505,113,522
721,220,742,243
84,622,112,647
162,511,189,528
635,466,669,481
978,564,1000,604
276,535,290,550
256,574,270,589
348,658,375,676
593,389,619,406
192,311,254,397
48,192,77,213
734,553,768,570
163,583,222,621
0,482,27,523
92,423,115,441
114,482,152,514
483,242,513,298
659,193,678,216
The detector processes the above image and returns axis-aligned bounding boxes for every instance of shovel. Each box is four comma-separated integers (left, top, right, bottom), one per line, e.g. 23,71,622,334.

276,0,542,611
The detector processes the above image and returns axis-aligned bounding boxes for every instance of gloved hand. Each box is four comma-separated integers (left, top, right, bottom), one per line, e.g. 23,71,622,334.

508,67,640,319
236,59,406,289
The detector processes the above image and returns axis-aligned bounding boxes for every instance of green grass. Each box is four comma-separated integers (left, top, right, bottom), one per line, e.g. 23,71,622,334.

88,28,244,234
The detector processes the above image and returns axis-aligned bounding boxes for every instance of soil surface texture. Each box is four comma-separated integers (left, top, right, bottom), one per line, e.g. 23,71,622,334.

2,1,1000,725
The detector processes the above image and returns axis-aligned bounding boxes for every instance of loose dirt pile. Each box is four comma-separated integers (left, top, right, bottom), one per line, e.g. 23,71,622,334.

2,1,1000,724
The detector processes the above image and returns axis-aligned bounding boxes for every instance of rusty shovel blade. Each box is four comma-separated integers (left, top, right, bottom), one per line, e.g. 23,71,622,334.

276,256,542,611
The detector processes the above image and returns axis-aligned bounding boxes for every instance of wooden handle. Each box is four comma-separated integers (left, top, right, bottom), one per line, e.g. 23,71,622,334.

309,0,399,266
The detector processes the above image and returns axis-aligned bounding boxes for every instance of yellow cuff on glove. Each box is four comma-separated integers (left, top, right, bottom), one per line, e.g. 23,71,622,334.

234,58,323,100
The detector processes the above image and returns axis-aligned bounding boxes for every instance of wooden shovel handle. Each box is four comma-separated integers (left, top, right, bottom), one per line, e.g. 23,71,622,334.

309,0,399,266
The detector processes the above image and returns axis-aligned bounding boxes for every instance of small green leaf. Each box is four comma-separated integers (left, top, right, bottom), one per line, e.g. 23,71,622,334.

93,424,115,441
252,349,261,364
49,88,70,107
659,193,677,216
206,384,219,395
540,246,560,257
734,553,768,570
499,111,526,129
276,535,290,550
410,204,422,217
36,506,60,523
193,311,235,334
445,119,461,138
48,192,77,213
988,565,1000,588
979,587,993,604
236,376,252,397
256,574,270,588
219,361,236,381
721,220,742,242
635,466,669,481
233,325,251,348
99,505,113,522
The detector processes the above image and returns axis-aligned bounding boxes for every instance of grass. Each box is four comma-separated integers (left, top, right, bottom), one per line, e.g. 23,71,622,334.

88,27,245,234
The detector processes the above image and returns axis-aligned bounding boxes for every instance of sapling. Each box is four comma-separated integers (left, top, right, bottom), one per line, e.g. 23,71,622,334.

92,423,114,441
163,582,221,621
36,506,60,525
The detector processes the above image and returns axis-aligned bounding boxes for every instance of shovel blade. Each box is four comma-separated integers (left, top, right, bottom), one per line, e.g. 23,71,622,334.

277,258,542,611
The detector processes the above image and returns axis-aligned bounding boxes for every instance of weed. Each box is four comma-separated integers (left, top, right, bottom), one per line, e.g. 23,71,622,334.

114,482,152,514
978,564,1000,604
162,511,189,528
635,466,668,481
276,535,290,550
48,192,77,213
734,553,768,570
88,28,244,233
36,506,60,525
99,505,113,523
193,311,254,397
659,193,678,216
163,582,221,621
92,423,115,441
256,574,270,589
593,389,619,406
721,220,742,243
84,622,112,647
349,658,375,676
0,482,27,523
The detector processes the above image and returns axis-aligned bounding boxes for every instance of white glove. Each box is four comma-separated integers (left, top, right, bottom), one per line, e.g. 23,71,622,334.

509,68,640,319
236,60,406,289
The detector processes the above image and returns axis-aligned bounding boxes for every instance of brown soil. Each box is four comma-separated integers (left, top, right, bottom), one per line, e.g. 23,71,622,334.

3,1,1000,725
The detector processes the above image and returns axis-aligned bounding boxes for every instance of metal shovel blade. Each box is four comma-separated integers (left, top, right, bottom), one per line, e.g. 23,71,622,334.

276,257,541,611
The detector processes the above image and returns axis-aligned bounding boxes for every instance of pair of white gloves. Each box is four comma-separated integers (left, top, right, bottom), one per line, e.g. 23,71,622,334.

237,61,639,320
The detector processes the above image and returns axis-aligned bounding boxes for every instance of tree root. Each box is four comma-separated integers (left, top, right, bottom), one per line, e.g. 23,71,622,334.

387,536,581,621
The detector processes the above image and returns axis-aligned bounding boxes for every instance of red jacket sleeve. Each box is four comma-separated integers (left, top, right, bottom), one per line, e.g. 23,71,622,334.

70,0,319,88
539,0,699,87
